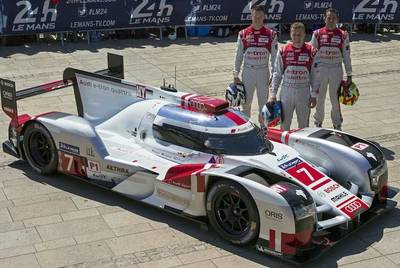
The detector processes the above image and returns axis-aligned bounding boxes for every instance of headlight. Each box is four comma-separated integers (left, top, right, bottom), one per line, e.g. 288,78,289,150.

292,203,315,220
368,162,387,191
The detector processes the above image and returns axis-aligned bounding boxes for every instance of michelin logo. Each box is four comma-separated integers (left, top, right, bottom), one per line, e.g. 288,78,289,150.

59,142,80,155
279,158,302,170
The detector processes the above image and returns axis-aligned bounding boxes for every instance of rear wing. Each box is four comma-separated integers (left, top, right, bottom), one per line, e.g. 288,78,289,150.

0,53,124,127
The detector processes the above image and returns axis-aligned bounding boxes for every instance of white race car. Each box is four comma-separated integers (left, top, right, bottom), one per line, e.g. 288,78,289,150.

0,54,396,262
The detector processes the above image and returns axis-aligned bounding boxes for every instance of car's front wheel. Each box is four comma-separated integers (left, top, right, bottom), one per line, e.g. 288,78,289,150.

206,180,259,245
23,122,58,175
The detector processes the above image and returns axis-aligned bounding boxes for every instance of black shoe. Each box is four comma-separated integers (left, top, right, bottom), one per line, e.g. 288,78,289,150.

333,125,342,131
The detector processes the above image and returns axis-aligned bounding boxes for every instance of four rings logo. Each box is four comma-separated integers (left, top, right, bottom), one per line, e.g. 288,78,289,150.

353,0,398,21
241,0,284,21
344,201,362,213
129,0,174,25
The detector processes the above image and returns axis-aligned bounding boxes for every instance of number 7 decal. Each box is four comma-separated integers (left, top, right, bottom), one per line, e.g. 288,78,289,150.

286,161,324,186
296,167,315,182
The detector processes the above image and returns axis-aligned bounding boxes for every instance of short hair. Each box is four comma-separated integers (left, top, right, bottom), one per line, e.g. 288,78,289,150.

251,5,265,13
325,8,338,17
290,22,306,33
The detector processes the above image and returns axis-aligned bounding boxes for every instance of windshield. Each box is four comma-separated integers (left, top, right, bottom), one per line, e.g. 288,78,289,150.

153,123,272,155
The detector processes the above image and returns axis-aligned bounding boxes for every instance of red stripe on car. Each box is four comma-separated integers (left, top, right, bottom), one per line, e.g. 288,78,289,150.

311,178,331,190
163,164,206,190
281,228,313,255
269,229,276,250
336,195,357,208
196,175,205,192
223,111,247,125
267,128,283,143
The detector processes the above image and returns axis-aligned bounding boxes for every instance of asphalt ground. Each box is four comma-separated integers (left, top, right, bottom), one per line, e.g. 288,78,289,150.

0,33,399,268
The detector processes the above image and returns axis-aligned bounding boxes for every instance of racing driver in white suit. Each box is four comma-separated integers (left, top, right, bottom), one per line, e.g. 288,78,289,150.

311,8,352,130
269,22,320,131
233,5,278,124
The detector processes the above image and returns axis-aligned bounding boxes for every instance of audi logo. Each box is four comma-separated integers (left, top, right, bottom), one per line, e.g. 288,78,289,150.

345,201,362,213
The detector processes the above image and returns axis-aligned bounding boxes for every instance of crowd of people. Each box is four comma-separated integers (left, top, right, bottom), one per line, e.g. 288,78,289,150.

232,6,353,131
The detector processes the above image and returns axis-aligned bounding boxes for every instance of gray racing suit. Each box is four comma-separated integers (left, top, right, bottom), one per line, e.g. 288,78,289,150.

233,25,278,124
271,43,320,131
311,26,352,129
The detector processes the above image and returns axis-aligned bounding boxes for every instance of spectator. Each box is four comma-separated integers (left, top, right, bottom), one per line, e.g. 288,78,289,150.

269,22,320,131
311,8,352,130
233,5,278,125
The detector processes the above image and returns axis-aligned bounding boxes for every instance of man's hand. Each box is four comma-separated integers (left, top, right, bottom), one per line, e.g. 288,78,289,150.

268,96,277,103
309,97,317,108
346,76,352,85
234,77,241,84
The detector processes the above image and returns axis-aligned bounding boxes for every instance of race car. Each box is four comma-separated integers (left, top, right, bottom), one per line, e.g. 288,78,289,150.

0,53,396,262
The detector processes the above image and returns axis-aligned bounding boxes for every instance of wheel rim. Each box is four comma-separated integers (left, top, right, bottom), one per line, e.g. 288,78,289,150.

28,130,52,167
214,191,250,236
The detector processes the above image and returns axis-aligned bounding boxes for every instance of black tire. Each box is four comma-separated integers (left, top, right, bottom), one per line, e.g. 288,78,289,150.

23,122,58,175
206,180,259,245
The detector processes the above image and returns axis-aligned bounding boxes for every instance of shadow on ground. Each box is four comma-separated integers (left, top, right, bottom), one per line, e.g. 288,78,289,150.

6,159,400,268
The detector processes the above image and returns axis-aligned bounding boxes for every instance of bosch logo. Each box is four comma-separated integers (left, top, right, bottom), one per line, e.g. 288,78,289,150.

344,201,362,213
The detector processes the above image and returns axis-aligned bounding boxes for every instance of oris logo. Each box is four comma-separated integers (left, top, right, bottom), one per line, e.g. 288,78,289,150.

344,201,362,213
265,209,283,221
353,0,398,21
241,0,285,21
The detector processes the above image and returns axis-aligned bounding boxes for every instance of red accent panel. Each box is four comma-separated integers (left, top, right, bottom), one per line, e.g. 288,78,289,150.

281,228,313,255
17,114,31,125
284,131,291,145
311,178,331,190
181,94,229,114
339,198,369,219
223,111,247,125
267,128,283,143
58,151,87,178
269,229,275,250
163,164,206,190
197,175,205,192
180,93,193,106
285,161,325,186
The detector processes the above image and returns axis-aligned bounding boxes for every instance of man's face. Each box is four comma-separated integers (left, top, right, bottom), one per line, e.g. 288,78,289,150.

290,28,305,44
251,10,265,27
325,11,337,25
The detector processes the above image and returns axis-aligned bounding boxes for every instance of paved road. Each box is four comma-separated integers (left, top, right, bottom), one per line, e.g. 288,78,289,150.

0,33,399,268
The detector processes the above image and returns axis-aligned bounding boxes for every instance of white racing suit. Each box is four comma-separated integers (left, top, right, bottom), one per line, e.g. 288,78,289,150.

311,27,352,129
233,26,278,124
271,43,320,131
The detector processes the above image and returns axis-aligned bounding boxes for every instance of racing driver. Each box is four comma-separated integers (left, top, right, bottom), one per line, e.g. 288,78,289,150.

269,22,320,131
233,5,278,125
311,8,352,130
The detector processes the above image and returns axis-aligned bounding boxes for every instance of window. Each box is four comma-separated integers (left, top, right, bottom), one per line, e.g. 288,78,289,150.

153,123,272,156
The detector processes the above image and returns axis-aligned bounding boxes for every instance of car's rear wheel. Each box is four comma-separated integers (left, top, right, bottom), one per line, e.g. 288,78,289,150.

23,122,58,175
206,180,259,245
